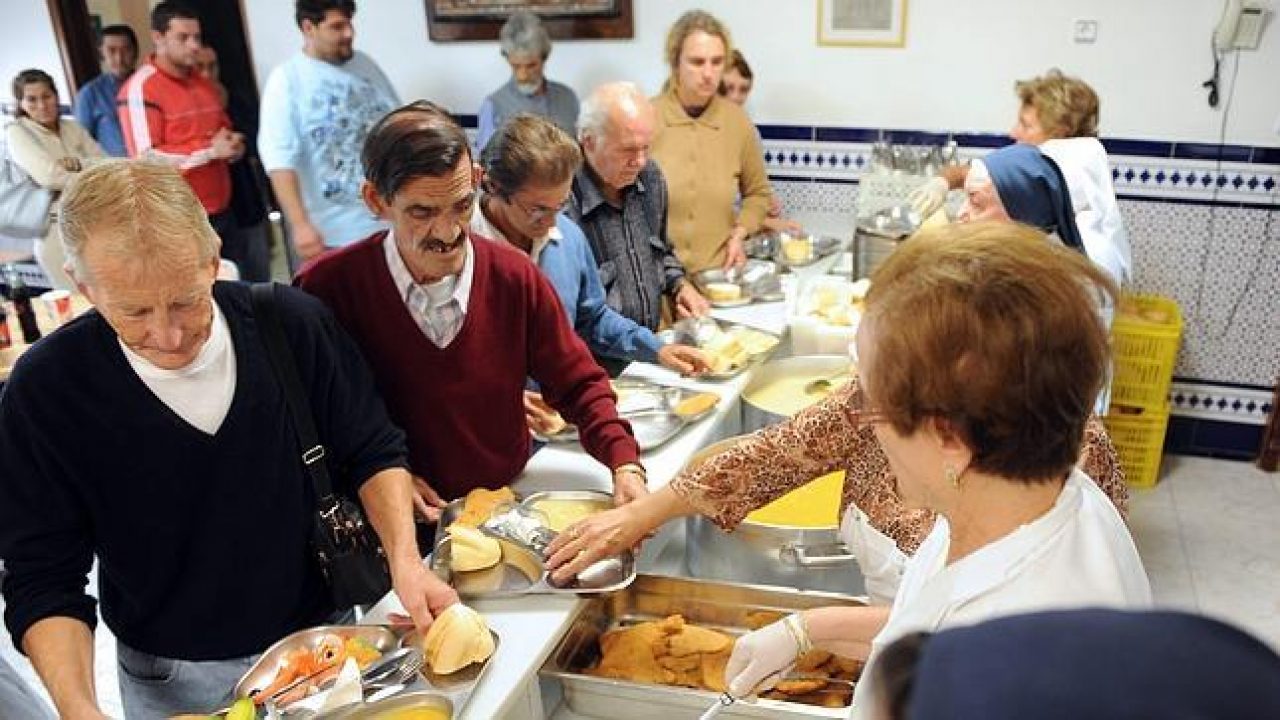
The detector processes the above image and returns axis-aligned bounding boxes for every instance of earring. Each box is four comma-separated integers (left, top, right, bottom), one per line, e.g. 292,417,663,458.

945,466,960,489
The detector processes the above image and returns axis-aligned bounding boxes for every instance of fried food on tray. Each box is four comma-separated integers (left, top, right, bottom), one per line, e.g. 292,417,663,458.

589,616,676,685
673,391,719,419
701,648,730,692
796,649,833,673
455,487,516,527
586,613,860,709
744,610,785,629
666,622,731,656
774,678,829,694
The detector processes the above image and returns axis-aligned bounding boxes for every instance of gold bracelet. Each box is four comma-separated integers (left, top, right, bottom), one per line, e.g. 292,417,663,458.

613,463,647,481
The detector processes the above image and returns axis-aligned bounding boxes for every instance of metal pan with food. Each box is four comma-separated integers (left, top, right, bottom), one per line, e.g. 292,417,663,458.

692,260,782,307
773,232,843,269
429,490,637,598
660,318,782,381
541,574,866,719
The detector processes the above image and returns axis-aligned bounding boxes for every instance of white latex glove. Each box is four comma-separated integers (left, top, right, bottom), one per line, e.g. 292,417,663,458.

908,176,949,217
724,615,804,697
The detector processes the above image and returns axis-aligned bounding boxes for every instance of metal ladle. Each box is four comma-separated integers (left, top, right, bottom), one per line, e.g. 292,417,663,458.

804,369,851,396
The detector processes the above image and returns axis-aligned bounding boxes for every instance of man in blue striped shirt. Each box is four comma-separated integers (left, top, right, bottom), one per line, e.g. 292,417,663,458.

72,24,136,157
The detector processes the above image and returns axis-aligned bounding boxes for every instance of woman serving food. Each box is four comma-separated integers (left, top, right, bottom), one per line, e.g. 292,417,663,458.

549,221,1151,716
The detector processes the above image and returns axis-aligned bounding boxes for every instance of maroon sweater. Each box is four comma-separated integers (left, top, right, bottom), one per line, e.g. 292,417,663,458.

297,231,639,499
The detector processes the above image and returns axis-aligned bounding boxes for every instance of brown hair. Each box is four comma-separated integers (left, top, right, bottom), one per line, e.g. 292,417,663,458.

1015,68,1100,138
480,113,582,197
727,48,753,80
663,10,733,88
862,221,1117,482
10,69,57,118
362,100,471,199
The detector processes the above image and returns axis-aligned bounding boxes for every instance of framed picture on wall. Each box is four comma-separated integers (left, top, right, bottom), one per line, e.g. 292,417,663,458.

817,0,908,47
425,0,633,42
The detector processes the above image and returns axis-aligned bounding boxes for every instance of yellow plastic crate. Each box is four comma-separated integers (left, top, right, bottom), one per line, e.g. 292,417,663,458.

1103,404,1171,488
1110,294,1183,410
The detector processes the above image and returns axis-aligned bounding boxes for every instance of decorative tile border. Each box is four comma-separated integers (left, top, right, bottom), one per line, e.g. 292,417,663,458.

757,125,1280,209
1170,382,1274,426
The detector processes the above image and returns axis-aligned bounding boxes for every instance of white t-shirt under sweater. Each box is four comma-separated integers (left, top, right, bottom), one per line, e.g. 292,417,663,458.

120,302,236,435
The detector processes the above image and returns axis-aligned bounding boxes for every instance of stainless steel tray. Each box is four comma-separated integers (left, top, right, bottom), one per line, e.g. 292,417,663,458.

693,260,782,307
537,380,719,451
235,625,399,708
317,631,500,719
774,234,842,269
541,574,865,719
660,318,782,381
430,493,637,598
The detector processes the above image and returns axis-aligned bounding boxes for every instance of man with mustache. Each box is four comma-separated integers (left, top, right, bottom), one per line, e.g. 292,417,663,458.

297,101,646,512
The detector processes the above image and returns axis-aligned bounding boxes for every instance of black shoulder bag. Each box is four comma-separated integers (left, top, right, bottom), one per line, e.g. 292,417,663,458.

251,283,392,609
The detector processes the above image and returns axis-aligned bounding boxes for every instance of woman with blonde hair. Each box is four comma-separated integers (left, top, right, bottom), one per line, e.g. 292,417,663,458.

650,10,772,272
6,69,103,289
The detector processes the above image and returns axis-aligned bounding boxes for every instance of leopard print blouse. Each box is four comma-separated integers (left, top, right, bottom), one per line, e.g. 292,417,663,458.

671,379,1129,555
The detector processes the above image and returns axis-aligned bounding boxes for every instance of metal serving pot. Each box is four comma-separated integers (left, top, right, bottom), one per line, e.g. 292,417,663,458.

683,437,865,596
740,354,853,433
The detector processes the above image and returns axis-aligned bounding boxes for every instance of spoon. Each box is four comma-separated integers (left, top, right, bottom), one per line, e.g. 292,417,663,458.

804,370,850,396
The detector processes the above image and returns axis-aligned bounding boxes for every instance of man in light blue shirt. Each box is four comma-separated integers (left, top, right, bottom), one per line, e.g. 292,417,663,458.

258,0,399,265
73,24,136,157
475,12,579,151
472,113,709,377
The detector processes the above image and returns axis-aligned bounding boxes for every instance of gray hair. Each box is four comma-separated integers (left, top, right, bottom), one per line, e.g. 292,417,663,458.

59,160,220,284
500,11,551,60
577,81,649,142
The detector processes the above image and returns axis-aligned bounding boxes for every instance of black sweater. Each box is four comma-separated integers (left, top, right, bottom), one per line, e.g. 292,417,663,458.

0,282,407,660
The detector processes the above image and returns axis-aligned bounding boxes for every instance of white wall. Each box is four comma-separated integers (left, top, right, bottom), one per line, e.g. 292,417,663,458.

1,2,70,106
243,0,1280,145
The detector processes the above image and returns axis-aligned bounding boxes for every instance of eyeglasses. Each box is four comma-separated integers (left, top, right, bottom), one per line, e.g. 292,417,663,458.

846,383,888,429
510,194,570,223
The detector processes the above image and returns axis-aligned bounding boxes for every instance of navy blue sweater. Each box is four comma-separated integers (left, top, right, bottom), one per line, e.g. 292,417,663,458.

0,282,407,660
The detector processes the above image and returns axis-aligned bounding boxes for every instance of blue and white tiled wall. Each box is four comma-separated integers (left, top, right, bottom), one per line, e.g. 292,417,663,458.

760,125,1278,459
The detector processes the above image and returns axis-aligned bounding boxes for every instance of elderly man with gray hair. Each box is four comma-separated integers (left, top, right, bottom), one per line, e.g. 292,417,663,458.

567,82,709,341
0,160,456,718
475,10,580,149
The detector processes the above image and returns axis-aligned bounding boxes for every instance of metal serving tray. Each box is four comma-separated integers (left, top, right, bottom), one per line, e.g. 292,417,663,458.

693,259,782,307
235,625,399,708
316,631,500,719
774,234,843,269
660,318,782,381
541,574,866,720
430,492,637,598
538,380,719,451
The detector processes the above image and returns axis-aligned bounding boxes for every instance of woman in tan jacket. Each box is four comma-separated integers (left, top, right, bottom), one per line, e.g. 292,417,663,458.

651,11,772,273
7,69,104,290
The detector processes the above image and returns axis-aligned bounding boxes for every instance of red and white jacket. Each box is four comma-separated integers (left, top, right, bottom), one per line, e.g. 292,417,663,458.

117,56,232,214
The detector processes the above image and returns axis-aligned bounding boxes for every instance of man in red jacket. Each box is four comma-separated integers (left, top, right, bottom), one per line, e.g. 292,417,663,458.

118,2,268,281
297,101,646,512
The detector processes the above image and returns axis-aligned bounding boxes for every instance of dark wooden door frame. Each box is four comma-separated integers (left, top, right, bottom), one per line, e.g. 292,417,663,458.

46,0,102,93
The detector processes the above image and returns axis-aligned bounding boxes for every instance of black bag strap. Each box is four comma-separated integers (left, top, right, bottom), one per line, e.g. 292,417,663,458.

250,283,335,503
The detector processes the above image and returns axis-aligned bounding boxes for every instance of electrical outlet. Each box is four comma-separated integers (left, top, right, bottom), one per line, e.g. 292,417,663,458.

1073,19,1098,44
